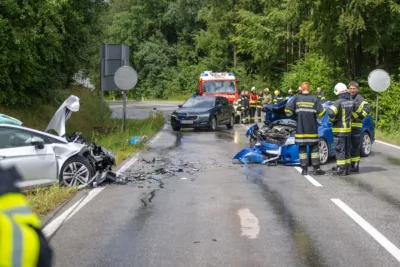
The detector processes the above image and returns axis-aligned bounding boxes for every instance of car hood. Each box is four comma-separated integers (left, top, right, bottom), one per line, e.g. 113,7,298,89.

45,95,80,137
174,107,212,114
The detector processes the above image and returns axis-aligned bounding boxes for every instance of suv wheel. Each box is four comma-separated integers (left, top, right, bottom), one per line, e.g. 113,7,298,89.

227,115,234,129
209,116,217,131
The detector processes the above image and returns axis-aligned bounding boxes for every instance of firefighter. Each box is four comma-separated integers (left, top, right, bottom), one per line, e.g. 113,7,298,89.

257,90,264,122
273,90,283,104
0,166,53,267
316,87,326,102
297,86,302,95
249,87,258,123
328,83,356,176
285,82,326,175
238,91,248,124
286,89,294,99
348,81,371,173
263,88,272,105
244,90,250,123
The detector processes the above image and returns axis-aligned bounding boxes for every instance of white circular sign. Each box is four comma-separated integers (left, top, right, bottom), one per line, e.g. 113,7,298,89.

114,66,138,90
368,69,390,93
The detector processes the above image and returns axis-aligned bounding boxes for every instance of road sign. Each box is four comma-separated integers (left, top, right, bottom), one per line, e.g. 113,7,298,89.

367,69,391,124
113,66,138,132
114,66,138,90
368,69,390,92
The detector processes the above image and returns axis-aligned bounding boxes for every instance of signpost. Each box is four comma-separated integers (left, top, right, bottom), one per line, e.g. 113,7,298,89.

367,69,390,124
114,66,138,131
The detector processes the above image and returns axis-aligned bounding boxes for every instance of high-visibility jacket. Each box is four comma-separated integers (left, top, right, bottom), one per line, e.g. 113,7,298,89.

351,93,371,130
0,167,52,267
249,93,258,107
273,95,283,104
328,92,355,136
285,94,325,145
317,91,326,101
257,93,264,108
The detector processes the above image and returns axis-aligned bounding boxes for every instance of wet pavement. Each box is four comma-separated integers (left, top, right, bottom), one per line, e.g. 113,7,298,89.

49,101,400,267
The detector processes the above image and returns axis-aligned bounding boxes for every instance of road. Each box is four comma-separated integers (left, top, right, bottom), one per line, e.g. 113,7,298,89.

47,101,400,267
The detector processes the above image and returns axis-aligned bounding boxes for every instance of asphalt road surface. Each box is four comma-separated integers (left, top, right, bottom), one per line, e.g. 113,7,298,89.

48,101,400,267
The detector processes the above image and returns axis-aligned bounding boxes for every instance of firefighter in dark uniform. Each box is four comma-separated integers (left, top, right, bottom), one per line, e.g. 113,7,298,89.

256,90,264,122
0,166,53,267
238,91,248,124
348,81,371,172
316,87,326,102
286,89,294,99
328,83,357,176
285,82,326,175
249,87,258,123
244,90,250,123
273,90,284,104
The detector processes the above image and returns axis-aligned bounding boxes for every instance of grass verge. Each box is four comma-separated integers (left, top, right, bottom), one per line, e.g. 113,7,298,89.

375,129,400,146
2,86,165,217
25,185,78,218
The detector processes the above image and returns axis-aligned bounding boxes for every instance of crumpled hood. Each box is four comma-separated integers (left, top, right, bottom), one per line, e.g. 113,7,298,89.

45,95,80,137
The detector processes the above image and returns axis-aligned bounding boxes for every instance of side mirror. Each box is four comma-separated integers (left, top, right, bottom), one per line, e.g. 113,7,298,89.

178,104,183,108
30,136,45,149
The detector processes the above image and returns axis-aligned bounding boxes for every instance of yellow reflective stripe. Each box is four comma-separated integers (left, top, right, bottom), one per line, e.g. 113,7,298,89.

352,122,362,128
342,108,347,129
21,218,40,267
356,101,368,113
332,128,351,133
0,194,41,229
299,153,308,159
351,157,360,162
311,152,319,158
346,159,351,164
362,110,368,117
0,214,13,266
285,109,293,115
329,106,338,115
352,112,358,119
336,160,346,165
316,109,326,117
295,133,318,138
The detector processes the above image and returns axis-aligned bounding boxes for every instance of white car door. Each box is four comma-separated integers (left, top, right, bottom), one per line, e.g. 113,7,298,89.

0,126,58,183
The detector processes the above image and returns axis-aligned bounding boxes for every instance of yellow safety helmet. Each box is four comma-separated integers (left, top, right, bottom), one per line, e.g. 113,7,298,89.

274,90,279,96
251,86,256,92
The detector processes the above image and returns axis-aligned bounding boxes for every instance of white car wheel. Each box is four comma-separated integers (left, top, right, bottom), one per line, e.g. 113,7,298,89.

318,139,329,164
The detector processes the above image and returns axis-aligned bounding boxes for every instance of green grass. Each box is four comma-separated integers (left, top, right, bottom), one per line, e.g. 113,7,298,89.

25,184,78,218
375,129,400,146
1,86,165,217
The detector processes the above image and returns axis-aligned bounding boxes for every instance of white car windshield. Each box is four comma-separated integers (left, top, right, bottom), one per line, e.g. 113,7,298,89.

182,98,215,108
203,81,236,93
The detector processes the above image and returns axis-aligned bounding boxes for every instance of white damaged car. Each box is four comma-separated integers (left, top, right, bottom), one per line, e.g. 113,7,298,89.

0,95,115,190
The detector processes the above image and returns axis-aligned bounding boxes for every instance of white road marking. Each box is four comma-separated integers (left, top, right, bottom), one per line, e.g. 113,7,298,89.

42,124,166,238
375,140,400,150
294,167,323,187
237,208,260,239
332,198,400,262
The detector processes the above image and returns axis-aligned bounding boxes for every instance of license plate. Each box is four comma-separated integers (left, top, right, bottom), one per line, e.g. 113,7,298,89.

181,120,193,124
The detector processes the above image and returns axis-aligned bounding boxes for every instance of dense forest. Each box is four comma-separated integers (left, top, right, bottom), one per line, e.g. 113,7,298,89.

1,0,400,132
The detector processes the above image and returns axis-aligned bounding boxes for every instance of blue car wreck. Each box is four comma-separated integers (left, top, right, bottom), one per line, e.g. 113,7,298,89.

233,99,375,165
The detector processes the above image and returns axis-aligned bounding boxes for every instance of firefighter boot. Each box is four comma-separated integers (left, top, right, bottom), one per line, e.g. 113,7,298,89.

301,166,308,175
345,165,351,176
332,166,345,176
351,162,359,173
313,165,325,175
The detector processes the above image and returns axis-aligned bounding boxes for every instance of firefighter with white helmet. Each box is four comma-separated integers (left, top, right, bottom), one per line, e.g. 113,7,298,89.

328,82,362,176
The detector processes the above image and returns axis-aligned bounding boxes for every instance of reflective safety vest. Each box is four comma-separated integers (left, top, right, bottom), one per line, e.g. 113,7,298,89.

328,93,355,136
249,93,258,107
351,93,371,129
0,192,52,267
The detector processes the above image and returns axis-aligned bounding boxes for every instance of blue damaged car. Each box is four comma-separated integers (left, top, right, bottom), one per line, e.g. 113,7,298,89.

233,98,375,165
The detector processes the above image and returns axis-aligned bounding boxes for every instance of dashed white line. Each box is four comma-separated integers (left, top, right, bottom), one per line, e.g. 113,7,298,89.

331,198,400,262
237,208,260,239
294,167,323,187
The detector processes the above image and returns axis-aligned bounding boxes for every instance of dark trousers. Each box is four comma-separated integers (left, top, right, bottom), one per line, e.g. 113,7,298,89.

350,128,361,164
334,135,351,169
256,106,262,121
299,143,320,167
241,109,249,123
249,106,256,122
